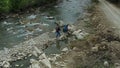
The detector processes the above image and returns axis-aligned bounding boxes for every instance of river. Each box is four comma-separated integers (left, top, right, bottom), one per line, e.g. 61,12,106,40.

0,0,91,50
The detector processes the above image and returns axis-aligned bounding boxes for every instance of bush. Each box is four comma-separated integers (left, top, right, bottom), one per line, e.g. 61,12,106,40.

10,0,36,11
108,0,120,4
91,0,99,3
0,0,58,13
0,0,11,13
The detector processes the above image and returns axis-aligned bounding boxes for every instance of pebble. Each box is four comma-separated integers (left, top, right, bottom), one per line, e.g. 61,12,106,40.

104,61,109,67
61,47,69,52
15,64,19,67
91,46,98,52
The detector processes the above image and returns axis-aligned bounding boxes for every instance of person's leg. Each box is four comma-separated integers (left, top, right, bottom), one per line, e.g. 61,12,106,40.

58,31,61,37
56,32,58,38
56,32,61,38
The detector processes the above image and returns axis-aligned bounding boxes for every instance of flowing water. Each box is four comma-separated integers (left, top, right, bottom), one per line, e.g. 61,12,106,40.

0,0,92,67
0,0,91,50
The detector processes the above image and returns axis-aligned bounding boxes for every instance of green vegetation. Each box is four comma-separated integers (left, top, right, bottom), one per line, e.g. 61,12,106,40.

0,0,11,13
91,0,99,3
108,0,120,3
0,0,58,13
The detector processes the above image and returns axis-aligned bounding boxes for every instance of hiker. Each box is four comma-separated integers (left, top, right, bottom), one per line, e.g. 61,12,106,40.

63,24,69,33
55,24,61,38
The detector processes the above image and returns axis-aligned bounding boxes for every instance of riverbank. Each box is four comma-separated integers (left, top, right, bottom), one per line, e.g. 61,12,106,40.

51,2,120,68
0,0,60,20
0,0,59,13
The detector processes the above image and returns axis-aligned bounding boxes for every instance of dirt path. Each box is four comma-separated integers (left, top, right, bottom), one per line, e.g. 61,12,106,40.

99,0,120,34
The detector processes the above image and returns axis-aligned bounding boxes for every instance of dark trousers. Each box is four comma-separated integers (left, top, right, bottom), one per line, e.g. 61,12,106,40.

56,31,61,38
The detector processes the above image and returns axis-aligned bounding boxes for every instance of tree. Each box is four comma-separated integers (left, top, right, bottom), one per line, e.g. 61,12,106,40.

108,0,120,3
0,0,11,13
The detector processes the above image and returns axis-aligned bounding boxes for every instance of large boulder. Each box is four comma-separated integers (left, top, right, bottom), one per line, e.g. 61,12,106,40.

29,59,41,68
2,61,10,68
61,47,69,52
68,25,76,32
115,63,120,68
39,53,51,68
72,29,88,39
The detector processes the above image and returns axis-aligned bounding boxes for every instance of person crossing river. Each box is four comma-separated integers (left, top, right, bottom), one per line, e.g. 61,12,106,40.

55,24,61,38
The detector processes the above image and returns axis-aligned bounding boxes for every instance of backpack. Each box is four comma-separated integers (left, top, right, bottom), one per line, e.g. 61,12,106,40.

63,25,68,32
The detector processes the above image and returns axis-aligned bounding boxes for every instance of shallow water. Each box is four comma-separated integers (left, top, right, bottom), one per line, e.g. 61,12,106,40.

3,0,92,67
44,39,69,55
0,0,91,50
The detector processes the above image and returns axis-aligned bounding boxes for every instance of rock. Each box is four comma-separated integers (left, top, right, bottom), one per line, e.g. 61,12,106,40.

18,57,22,60
34,46,42,54
59,35,66,40
39,53,51,68
2,61,10,68
0,31,55,65
48,54,61,62
15,64,19,67
28,54,32,57
6,27,13,31
91,46,98,52
54,62,59,65
115,63,120,68
68,25,76,32
24,57,27,59
3,21,12,25
46,16,54,20
29,59,41,68
59,20,64,26
83,18,90,22
61,47,69,52
4,48,9,54
104,61,109,67
54,61,66,67
32,51,38,57
60,64,66,67
99,42,108,51
25,39,36,46
72,29,84,39
54,6,59,8
112,27,117,29
73,47,79,51
18,52,26,56
27,15,37,20
20,64,24,67
41,23,49,26
76,34,84,39
64,60,69,62
48,57,56,63
55,54,62,59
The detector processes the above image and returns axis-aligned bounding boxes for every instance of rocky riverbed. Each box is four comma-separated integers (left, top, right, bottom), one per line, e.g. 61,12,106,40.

0,0,92,68
0,24,89,68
